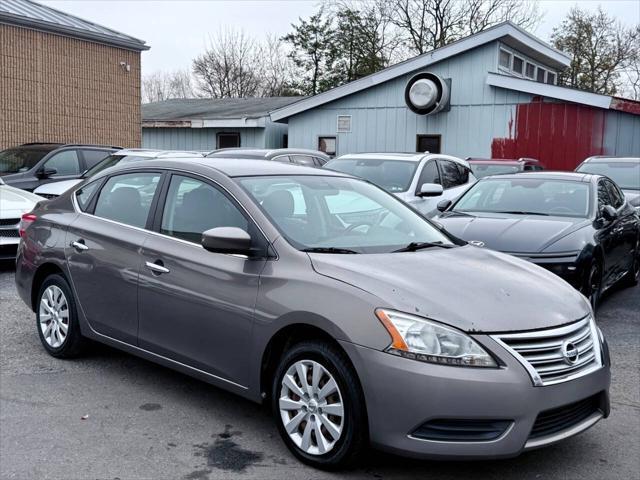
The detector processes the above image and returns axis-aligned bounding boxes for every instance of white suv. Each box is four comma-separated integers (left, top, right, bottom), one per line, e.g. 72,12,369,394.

33,149,204,199
324,153,476,217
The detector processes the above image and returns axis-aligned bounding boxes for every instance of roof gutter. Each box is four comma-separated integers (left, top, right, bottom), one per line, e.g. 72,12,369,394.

142,117,267,128
0,13,149,51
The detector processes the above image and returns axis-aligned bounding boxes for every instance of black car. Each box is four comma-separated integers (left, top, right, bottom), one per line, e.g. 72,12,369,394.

207,148,330,167
0,143,119,191
435,172,639,309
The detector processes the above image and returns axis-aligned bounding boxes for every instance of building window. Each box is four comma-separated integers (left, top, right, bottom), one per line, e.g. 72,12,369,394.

499,49,511,69
536,68,546,83
336,115,352,133
416,135,441,154
512,56,524,75
546,72,556,85
524,62,535,79
217,132,240,149
318,136,337,156
283,134,288,148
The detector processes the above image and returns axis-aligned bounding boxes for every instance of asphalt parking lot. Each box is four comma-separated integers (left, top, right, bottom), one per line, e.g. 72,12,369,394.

0,262,638,480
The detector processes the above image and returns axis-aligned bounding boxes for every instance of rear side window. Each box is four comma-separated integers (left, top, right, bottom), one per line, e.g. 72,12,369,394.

75,181,101,212
82,150,112,169
94,173,161,228
290,155,315,166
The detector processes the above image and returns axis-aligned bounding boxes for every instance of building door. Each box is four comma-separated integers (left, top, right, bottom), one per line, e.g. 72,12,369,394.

416,135,441,154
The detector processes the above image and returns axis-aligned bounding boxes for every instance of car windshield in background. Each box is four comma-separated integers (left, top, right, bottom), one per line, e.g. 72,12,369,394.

454,178,591,217
324,159,418,193
82,155,148,178
577,162,640,190
238,175,452,253
0,148,52,174
470,164,520,178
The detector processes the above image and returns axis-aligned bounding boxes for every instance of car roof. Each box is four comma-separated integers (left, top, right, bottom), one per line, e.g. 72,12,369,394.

98,157,352,179
334,152,470,167
207,148,330,159
581,156,640,164
114,148,204,158
482,171,597,182
467,157,540,164
19,142,121,150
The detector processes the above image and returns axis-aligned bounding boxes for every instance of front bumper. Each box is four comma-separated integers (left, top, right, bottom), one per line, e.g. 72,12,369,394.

340,335,610,460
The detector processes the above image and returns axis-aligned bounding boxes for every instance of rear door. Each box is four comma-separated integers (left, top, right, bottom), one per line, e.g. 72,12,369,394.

137,173,267,386
65,171,163,344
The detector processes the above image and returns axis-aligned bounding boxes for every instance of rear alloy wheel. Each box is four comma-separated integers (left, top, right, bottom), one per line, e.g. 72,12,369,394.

36,274,86,358
585,261,602,311
272,341,366,469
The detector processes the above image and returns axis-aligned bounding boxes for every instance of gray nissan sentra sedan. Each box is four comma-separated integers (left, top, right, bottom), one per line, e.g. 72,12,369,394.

15,158,610,469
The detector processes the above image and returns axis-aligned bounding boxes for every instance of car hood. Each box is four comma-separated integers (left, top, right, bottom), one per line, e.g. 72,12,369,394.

33,179,82,196
308,245,590,333
0,185,43,217
436,212,589,253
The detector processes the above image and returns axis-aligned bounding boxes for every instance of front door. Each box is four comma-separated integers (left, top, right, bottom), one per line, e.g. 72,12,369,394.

65,171,162,344
138,174,267,386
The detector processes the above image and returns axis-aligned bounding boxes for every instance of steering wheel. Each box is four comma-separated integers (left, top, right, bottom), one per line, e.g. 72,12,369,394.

548,206,574,214
344,221,374,234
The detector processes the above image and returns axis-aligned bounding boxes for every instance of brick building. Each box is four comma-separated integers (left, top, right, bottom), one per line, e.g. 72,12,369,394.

0,0,149,149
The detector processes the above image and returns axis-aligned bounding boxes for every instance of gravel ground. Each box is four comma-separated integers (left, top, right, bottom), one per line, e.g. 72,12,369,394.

0,261,638,480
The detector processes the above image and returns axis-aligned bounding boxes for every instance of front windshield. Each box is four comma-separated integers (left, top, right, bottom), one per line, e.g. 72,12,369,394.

470,163,520,178
0,148,51,174
238,175,452,253
577,161,640,190
83,154,148,178
324,159,418,193
453,178,590,217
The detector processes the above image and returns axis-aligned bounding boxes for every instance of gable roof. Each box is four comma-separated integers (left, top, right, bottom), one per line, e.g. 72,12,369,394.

0,0,148,51
142,97,304,128
487,73,640,115
270,21,570,122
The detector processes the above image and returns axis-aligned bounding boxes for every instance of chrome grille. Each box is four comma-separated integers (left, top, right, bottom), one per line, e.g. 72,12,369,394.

492,317,602,386
0,229,19,238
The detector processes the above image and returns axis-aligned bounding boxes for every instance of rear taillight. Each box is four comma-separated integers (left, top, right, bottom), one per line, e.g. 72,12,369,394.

19,213,37,238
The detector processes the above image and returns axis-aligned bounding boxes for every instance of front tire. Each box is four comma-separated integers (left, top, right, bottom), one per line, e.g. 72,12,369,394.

271,340,366,469
36,274,86,358
583,260,602,311
620,239,639,287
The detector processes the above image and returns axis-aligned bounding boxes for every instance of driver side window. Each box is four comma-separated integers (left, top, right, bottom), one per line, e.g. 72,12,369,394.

597,180,612,211
44,150,80,176
416,160,440,194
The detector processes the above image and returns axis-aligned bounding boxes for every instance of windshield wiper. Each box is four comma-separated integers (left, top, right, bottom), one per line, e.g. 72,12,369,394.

392,241,456,253
302,247,360,254
493,210,550,216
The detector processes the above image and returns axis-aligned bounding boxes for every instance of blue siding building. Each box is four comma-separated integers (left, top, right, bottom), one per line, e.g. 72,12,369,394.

270,22,639,170
142,97,299,152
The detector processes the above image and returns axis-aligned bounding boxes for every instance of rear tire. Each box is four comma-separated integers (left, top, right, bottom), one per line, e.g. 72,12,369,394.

271,340,366,470
36,274,86,358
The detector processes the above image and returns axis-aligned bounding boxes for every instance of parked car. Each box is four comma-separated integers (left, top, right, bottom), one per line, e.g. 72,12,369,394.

324,153,476,218
16,158,610,469
575,156,640,213
0,143,119,191
435,172,639,309
468,157,544,178
0,177,43,260
207,148,330,167
33,149,205,199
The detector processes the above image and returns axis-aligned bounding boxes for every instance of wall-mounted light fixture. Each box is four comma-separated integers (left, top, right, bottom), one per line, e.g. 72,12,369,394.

119,61,131,72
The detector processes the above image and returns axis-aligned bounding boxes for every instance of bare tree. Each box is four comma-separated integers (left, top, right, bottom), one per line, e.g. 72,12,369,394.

384,0,541,54
141,69,195,103
259,34,297,96
552,8,639,96
192,29,263,98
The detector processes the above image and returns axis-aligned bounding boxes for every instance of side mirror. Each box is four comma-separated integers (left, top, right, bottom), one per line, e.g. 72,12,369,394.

600,205,618,223
37,167,57,178
437,199,452,212
417,183,444,197
202,227,252,255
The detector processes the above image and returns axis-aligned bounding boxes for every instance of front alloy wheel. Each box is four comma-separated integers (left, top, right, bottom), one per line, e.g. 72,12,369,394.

272,341,366,469
585,261,602,311
279,360,344,456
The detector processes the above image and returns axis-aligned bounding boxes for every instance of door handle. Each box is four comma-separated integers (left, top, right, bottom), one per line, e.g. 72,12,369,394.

145,261,170,274
71,240,89,251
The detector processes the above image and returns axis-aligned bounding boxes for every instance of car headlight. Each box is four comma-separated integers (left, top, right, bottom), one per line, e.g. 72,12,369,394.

376,309,497,367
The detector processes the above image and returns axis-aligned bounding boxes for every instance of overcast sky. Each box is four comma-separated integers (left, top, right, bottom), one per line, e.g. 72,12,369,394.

42,0,640,75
